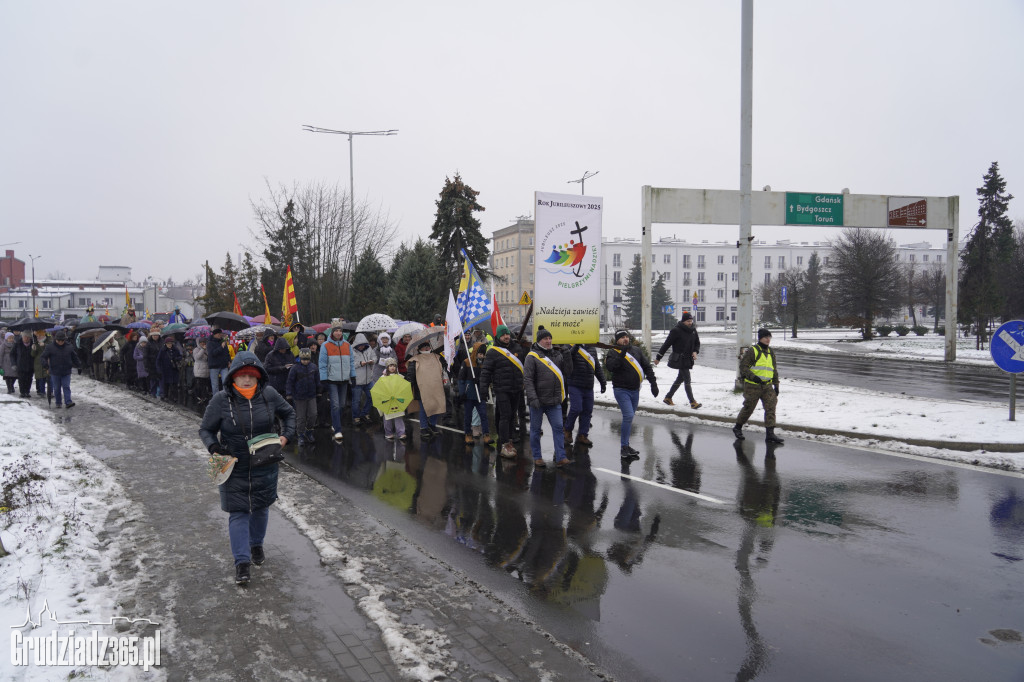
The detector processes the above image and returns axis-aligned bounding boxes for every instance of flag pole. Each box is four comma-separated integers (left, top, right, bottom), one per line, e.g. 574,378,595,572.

460,329,482,403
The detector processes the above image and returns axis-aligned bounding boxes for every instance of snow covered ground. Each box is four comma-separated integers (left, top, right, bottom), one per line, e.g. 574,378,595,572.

0,395,164,681
592,338,1024,473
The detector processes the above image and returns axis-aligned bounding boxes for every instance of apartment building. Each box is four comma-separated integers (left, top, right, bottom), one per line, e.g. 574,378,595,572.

490,218,536,327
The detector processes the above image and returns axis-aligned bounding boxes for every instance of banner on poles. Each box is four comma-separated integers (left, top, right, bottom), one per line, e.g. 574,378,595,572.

533,191,602,343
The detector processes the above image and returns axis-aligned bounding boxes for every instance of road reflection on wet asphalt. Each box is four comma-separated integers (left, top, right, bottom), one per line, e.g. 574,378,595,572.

285,406,1024,681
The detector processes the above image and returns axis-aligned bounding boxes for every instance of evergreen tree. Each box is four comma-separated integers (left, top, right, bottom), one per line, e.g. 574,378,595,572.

651,275,676,330
429,174,489,292
218,253,238,314
824,228,902,339
348,247,389,320
803,252,823,327
387,239,448,322
622,254,645,329
959,161,1014,346
258,199,316,321
237,252,262,316
196,261,222,315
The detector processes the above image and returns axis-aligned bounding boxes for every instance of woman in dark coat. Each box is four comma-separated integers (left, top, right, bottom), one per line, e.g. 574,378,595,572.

156,336,182,401
199,351,295,585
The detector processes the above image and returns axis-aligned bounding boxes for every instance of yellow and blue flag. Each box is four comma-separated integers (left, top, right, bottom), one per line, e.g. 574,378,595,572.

456,249,490,330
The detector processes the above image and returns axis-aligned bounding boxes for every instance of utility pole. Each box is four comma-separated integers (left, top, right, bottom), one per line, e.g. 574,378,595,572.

736,0,754,390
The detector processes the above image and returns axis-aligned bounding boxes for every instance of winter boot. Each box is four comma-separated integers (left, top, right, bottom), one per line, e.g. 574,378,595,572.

732,424,745,440
690,401,702,409
250,546,265,566
576,433,593,447
564,429,573,446
663,397,675,406
500,442,517,460
235,562,251,585
765,428,785,445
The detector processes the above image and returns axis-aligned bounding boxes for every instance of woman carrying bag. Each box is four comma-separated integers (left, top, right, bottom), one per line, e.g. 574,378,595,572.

199,351,295,585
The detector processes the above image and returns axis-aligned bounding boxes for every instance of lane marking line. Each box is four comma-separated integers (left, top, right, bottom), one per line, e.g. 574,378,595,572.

593,467,726,504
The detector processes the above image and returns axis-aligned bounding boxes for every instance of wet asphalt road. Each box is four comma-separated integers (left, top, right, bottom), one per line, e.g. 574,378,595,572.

696,342,1018,403
285,407,1024,681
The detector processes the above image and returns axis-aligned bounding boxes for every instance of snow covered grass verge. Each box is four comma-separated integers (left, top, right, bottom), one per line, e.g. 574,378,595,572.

593,361,1024,471
274,489,456,682
0,395,164,681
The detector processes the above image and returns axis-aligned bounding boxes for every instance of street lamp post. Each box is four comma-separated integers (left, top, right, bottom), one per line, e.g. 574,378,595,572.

28,254,41,317
302,125,397,300
568,170,599,195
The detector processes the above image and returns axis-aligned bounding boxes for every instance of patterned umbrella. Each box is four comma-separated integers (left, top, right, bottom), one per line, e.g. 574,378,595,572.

185,325,211,340
407,327,445,351
356,313,398,333
235,325,273,340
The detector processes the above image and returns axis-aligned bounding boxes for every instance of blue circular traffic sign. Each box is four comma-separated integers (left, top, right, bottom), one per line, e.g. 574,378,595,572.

990,320,1024,374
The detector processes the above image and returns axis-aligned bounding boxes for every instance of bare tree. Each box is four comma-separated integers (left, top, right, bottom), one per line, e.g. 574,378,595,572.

756,267,806,336
916,263,946,331
824,228,902,339
249,179,399,320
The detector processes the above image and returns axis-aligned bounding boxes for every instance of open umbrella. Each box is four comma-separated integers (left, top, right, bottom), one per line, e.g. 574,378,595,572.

371,374,415,417
188,318,208,328
407,327,445,352
73,320,105,333
92,330,120,353
126,321,152,330
393,321,426,341
310,322,331,334
104,323,130,333
356,313,398,333
235,324,274,339
77,327,109,338
160,322,189,336
45,325,68,333
185,325,211,340
251,314,280,325
8,317,51,332
205,311,251,332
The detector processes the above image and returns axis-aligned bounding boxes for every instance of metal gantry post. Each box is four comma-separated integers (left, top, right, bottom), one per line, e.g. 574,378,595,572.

944,196,959,362
736,0,754,389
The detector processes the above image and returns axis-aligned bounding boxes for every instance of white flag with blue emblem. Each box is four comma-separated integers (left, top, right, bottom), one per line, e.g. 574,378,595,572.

455,249,491,330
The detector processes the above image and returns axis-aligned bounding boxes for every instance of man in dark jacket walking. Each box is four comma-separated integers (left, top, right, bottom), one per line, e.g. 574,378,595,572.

13,331,37,398
40,330,81,407
564,342,606,447
605,330,659,459
207,328,231,394
286,348,320,444
263,336,294,395
654,311,702,409
524,329,574,467
479,325,526,460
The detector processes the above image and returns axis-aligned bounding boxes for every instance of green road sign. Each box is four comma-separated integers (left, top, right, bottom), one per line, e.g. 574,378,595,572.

785,193,844,226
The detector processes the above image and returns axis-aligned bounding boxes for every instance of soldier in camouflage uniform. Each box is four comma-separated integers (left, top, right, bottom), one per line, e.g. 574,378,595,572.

733,328,784,445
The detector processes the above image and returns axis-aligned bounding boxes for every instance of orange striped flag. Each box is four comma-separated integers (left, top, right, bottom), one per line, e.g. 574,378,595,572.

282,266,298,327
232,292,243,316
260,283,272,322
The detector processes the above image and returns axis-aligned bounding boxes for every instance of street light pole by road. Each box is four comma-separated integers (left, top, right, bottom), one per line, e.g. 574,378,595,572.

568,170,599,195
302,125,397,297
28,254,41,317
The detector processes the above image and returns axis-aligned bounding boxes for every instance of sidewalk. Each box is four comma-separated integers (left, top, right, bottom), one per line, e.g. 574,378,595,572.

4,381,609,681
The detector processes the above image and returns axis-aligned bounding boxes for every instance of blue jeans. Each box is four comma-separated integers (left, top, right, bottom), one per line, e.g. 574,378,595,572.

35,376,46,395
565,385,595,436
418,405,438,430
464,398,488,435
228,507,270,566
613,387,640,447
352,382,373,419
529,403,567,462
50,374,72,405
327,382,350,432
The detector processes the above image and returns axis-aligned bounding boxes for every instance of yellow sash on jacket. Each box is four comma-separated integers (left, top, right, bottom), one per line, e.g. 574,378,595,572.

528,351,565,402
576,346,595,370
623,350,644,383
490,346,524,373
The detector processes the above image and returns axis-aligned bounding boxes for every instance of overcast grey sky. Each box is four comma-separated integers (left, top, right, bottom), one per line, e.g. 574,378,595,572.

2,0,1021,283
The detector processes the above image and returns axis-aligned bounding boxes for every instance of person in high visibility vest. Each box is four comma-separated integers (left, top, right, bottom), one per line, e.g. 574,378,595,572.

733,328,784,445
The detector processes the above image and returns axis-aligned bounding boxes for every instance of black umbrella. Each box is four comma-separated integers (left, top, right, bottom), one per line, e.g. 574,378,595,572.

104,323,130,333
73,320,105,333
205,311,251,332
8,317,51,332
